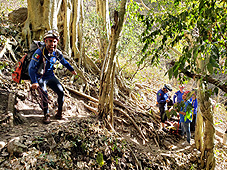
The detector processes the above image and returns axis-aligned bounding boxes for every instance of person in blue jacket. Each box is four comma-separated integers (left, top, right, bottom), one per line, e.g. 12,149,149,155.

190,91,198,132
173,85,185,104
173,85,185,134
28,29,77,124
157,84,172,131
178,91,193,144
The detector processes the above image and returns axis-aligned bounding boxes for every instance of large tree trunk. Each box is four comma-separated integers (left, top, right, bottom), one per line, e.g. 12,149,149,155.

195,81,204,151
195,53,215,169
22,0,59,47
22,0,83,61
95,0,110,65
200,91,215,169
72,0,84,65
62,0,72,56
98,0,127,119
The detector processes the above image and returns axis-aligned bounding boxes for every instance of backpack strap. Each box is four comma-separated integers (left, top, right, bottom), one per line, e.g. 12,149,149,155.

34,41,46,80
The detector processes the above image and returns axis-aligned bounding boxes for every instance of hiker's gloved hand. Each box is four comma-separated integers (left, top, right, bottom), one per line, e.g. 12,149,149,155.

31,83,39,89
71,71,77,75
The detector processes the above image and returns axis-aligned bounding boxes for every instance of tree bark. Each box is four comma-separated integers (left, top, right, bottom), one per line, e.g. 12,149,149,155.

98,0,127,120
95,0,110,64
22,0,82,62
72,0,83,65
62,0,73,57
22,0,59,47
195,53,215,169
195,80,204,151
200,92,215,170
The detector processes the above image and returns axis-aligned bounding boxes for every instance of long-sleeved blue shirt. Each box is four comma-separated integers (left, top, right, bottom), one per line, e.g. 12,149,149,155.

28,46,74,84
173,90,184,103
157,89,168,104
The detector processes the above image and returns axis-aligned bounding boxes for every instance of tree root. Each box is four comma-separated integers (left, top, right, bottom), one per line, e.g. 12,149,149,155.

104,118,143,170
114,107,148,143
65,86,98,103
141,124,159,147
83,103,98,115
84,54,100,74
62,79,161,147
64,83,160,145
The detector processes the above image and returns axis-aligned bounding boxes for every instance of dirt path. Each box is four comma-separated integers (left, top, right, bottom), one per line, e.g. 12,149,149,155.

0,74,226,169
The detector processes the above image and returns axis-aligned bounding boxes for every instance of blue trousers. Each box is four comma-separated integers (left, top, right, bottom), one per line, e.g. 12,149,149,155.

181,122,191,144
38,76,64,115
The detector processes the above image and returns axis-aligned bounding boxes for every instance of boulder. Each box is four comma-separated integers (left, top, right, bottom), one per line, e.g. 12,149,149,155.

7,137,27,156
8,7,27,24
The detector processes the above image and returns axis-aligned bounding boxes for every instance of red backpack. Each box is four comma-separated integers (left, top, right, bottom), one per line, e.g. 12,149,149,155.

12,41,45,83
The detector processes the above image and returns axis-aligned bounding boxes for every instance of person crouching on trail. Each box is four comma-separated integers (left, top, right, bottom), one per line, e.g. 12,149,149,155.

157,84,172,131
178,91,193,144
28,29,77,124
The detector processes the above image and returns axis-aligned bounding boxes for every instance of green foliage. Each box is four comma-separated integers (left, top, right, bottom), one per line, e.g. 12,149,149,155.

96,152,104,167
116,0,148,79
165,98,193,121
139,0,227,91
0,61,8,71
83,7,105,61
165,109,177,119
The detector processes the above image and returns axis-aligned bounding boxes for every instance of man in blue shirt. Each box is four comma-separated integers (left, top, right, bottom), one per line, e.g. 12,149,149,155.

178,91,192,144
173,85,185,135
173,85,185,104
29,29,77,124
157,84,172,131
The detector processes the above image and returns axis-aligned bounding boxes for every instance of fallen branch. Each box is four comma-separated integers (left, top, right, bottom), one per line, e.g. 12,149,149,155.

182,70,227,93
65,86,99,103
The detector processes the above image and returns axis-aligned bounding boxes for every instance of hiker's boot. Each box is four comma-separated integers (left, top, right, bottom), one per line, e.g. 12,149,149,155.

43,114,51,124
55,110,67,120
